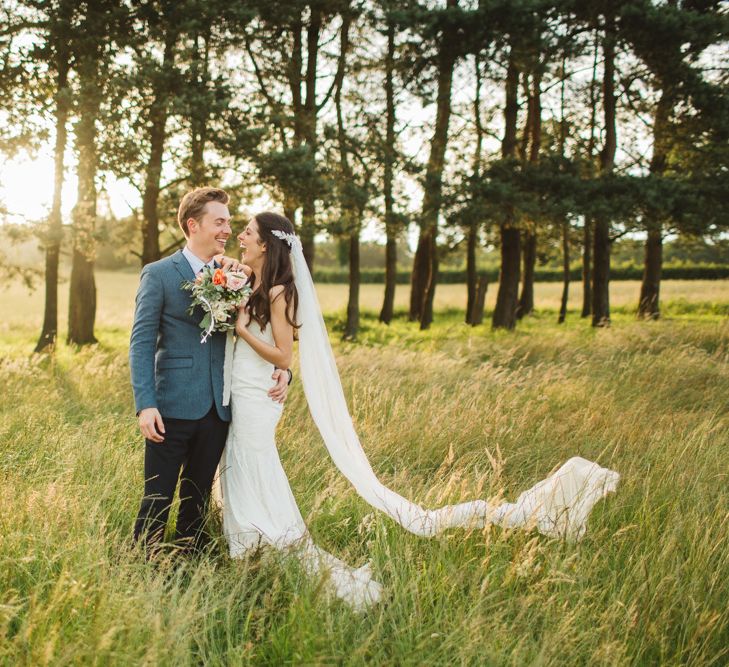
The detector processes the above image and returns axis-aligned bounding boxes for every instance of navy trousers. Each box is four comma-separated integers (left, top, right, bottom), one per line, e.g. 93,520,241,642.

133,404,228,554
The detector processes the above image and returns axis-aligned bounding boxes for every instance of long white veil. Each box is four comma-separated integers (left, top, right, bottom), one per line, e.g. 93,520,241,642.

276,230,619,542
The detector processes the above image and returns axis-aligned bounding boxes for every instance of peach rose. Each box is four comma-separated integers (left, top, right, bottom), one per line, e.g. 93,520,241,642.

226,274,247,291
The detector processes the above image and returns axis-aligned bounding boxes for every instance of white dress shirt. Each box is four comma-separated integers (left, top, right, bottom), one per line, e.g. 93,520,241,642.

182,245,215,275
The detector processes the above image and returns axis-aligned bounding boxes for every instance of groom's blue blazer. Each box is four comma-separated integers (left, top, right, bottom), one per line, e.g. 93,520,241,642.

129,250,231,422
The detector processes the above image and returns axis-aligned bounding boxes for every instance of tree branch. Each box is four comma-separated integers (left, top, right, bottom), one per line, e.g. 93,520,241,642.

159,175,190,193
316,14,350,114
244,32,288,147
160,236,185,256
609,229,631,243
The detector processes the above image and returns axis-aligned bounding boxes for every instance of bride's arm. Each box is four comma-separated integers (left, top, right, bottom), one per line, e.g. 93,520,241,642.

235,285,293,368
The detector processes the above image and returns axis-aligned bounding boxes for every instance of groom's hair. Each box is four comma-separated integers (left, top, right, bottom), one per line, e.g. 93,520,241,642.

178,187,230,237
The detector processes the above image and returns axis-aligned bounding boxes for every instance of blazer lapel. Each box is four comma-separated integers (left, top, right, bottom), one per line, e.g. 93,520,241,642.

172,249,195,282
171,250,204,323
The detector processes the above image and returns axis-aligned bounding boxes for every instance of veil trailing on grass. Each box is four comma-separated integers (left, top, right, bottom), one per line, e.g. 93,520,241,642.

272,230,620,543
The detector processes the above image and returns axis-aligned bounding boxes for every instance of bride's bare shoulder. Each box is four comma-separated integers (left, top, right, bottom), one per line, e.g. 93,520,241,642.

269,284,286,302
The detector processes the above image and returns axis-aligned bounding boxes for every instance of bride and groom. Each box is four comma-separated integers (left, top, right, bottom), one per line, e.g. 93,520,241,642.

129,186,620,609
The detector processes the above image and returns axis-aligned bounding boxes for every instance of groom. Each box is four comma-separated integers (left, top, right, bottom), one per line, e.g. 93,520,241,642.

129,186,291,556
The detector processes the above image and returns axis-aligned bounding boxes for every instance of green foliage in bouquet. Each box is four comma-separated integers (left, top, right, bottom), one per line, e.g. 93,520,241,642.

181,266,252,341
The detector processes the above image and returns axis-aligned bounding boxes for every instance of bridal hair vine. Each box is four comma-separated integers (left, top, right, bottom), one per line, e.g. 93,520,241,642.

270,229,302,251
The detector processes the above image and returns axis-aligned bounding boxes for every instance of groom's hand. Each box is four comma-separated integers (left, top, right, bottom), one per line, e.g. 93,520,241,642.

139,408,166,443
268,369,289,404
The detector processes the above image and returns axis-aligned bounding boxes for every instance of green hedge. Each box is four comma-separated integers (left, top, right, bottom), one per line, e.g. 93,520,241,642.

313,264,729,284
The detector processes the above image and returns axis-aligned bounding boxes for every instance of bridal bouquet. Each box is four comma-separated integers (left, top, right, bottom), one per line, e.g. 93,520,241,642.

181,266,252,342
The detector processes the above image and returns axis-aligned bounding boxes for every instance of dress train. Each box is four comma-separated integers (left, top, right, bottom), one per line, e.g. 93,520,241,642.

219,322,618,609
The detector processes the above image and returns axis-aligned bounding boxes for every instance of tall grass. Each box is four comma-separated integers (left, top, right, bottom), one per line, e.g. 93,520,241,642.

1,277,727,664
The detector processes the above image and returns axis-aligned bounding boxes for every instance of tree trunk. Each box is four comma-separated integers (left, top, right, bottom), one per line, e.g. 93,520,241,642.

67,60,100,345
517,69,541,319
591,12,617,328
638,89,672,319
344,224,360,340
558,219,570,324
333,12,359,339
283,198,297,226
379,17,397,325
299,8,322,273
518,73,533,163
492,225,521,330
409,236,429,321
517,228,536,318
492,50,520,330
35,53,70,352
581,218,592,317
410,0,457,329
189,30,210,186
420,230,438,330
638,228,662,319
466,51,484,325
283,15,306,252
556,51,569,325
380,236,397,324
591,217,610,326
582,29,599,319
469,274,487,326
141,139,163,265
141,29,176,266
300,201,316,270
465,219,477,324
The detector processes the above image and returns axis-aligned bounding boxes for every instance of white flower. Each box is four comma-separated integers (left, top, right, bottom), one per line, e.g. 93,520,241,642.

210,300,232,323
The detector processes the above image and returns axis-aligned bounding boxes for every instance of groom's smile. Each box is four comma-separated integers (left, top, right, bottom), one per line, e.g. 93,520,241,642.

215,233,229,252
210,226,231,254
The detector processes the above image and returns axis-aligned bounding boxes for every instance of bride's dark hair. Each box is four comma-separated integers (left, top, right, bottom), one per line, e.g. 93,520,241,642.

245,211,300,334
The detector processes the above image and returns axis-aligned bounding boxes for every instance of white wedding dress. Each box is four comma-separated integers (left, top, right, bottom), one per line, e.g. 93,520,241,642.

220,322,382,609
219,232,620,610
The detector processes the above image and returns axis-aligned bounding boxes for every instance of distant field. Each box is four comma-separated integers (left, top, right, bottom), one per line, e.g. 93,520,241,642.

1,271,727,335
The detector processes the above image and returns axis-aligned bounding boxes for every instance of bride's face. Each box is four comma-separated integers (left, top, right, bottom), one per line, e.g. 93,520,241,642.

238,218,266,266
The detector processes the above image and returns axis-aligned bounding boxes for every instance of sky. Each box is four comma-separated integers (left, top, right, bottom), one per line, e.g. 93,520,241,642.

0,146,135,223
0,143,393,243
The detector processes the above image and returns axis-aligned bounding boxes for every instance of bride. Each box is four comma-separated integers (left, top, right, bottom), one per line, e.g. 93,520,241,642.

218,211,620,609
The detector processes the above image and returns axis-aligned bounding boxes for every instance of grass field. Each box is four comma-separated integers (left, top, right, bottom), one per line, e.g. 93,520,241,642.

1,274,728,664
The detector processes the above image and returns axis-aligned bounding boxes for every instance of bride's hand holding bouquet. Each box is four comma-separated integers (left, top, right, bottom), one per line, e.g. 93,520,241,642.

234,301,252,339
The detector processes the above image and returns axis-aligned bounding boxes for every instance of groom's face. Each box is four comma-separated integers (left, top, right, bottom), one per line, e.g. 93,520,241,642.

189,201,232,257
